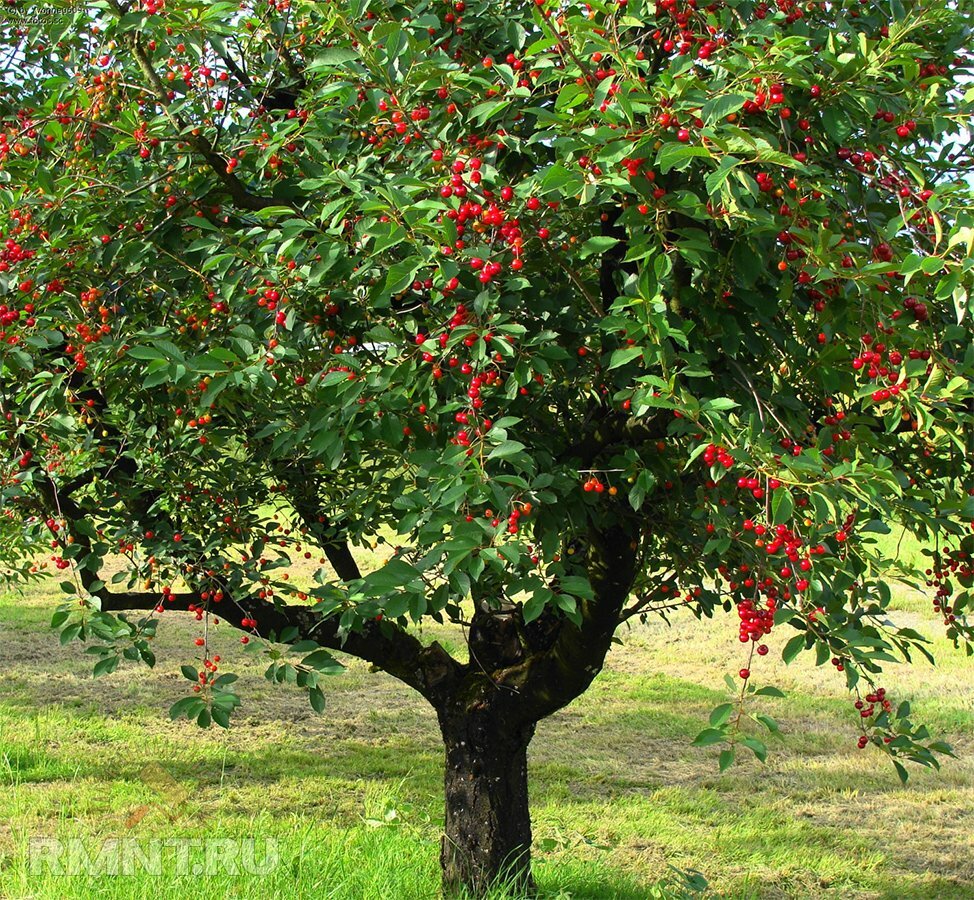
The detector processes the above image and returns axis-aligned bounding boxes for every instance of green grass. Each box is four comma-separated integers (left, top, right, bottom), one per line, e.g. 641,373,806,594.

1,563,973,899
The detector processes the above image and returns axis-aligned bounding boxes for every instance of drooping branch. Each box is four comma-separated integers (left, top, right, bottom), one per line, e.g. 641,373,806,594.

29,444,460,705
96,585,460,704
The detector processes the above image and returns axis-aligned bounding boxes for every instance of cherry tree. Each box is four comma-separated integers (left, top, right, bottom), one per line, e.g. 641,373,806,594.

1,0,973,894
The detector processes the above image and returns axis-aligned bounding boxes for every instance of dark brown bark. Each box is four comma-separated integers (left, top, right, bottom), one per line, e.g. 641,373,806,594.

438,697,536,898
432,524,638,896
510,523,640,723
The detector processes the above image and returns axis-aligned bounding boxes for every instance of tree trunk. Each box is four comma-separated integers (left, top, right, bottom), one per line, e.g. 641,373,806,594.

438,703,536,898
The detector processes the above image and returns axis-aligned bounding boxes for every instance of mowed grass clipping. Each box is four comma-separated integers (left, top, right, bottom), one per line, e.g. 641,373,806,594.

1,559,973,899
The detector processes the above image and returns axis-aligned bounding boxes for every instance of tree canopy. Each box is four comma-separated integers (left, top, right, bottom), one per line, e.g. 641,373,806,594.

1,0,973,892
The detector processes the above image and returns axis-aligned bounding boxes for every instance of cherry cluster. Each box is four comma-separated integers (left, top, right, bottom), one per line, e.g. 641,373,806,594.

741,80,790,116
869,107,914,139
582,475,614,495
754,0,805,25
0,234,37,341
702,442,734,469
850,334,915,404
730,520,822,598
191,654,224,693
652,0,729,61
927,543,974,631
855,687,893,749
735,595,775,651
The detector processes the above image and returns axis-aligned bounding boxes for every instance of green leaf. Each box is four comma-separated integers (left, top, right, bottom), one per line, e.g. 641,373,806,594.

372,224,406,255
693,727,726,747
718,747,736,772
151,339,186,362
771,489,794,525
706,157,741,198
360,554,418,592
608,347,643,369
702,94,747,124
309,685,326,713
470,99,510,124
579,235,620,259
170,696,204,720
656,143,711,174
822,107,853,143
860,520,892,534
522,590,548,623
559,575,594,600
488,440,526,460
782,634,806,665
143,364,172,389
555,82,589,112
703,397,738,412
92,656,119,678
383,258,421,296
752,685,786,698
127,346,167,361
180,664,199,682
742,736,767,762
301,649,345,674
628,470,656,512
709,703,734,727
308,48,361,68
59,624,82,645
756,714,780,734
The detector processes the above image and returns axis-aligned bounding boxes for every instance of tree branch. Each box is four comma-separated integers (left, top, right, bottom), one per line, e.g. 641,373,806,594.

97,586,460,704
110,8,292,213
272,462,362,582
30,442,459,705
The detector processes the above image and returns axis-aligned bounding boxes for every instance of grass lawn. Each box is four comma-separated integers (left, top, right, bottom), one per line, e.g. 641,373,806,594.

1,556,973,899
